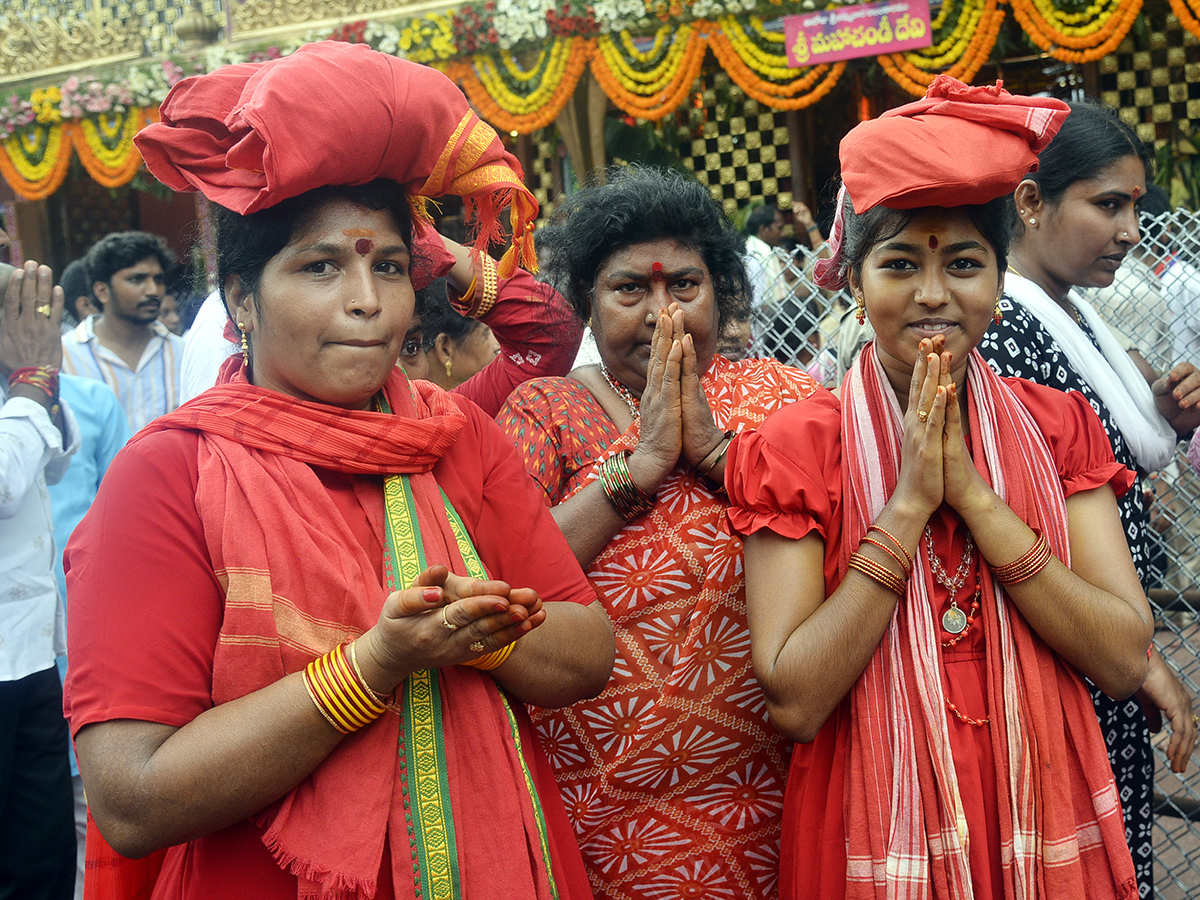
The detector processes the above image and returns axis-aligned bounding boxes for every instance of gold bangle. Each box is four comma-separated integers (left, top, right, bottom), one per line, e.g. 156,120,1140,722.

303,668,350,734
303,644,387,734
860,537,911,577
455,271,479,309
993,534,1053,586
697,431,734,479
349,640,390,706
472,253,499,318
460,641,517,671
867,526,913,569
847,551,907,597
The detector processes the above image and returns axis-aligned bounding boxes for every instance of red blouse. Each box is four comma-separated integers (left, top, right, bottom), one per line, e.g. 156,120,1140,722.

65,399,596,900
727,377,1135,900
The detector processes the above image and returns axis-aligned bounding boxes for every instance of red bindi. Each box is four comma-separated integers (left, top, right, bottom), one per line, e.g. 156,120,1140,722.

1132,186,1141,201
650,261,664,280
928,235,938,250
355,238,373,256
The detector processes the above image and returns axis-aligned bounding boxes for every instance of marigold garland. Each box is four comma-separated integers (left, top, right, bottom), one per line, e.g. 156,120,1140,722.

879,0,1004,95
705,17,845,109
1010,0,1141,62
72,109,146,187
1167,0,1200,40
0,123,71,201
448,37,591,133
591,25,708,119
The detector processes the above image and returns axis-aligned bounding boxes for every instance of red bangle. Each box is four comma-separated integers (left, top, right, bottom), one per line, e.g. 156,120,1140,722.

993,534,1053,586
8,365,59,401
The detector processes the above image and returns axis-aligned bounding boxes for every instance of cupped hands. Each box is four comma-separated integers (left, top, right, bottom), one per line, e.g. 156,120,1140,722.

357,565,544,696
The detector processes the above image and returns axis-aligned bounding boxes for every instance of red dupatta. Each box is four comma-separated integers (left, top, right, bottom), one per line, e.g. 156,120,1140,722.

839,346,1138,900
85,360,563,900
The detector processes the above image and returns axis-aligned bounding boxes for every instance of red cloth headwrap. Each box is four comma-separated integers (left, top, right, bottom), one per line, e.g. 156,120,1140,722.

842,75,1068,212
813,76,1069,289
135,41,539,284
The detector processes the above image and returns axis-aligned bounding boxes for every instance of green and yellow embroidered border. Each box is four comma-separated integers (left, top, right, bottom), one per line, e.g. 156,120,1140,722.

376,391,559,899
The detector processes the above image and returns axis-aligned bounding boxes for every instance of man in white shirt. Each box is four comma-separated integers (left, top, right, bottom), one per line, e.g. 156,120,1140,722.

61,232,183,432
0,250,80,900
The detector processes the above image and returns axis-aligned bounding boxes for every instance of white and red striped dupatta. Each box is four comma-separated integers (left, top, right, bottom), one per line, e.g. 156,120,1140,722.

839,345,1138,900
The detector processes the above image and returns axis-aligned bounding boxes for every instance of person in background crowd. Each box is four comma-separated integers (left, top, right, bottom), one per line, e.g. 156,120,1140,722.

61,231,183,431
498,165,820,900
985,100,1198,897
65,42,611,900
58,260,100,330
418,282,501,391
1091,183,1173,374
0,247,80,900
156,293,184,336
731,77,1145,900
715,311,752,361
45,362,129,900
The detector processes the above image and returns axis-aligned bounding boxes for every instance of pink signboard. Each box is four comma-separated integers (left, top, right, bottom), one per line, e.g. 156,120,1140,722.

783,0,933,68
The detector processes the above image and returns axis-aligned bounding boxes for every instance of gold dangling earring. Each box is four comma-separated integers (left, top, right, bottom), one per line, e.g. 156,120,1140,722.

444,358,453,380
238,322,250,365
855,294,866,326
993,296,1003,325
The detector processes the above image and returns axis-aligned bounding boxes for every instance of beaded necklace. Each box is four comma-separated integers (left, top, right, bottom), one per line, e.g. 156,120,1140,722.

600,363,640,417
925,526,989,727
924,525,973,633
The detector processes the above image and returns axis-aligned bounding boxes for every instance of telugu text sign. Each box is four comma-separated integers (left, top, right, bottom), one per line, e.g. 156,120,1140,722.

783,0,933,68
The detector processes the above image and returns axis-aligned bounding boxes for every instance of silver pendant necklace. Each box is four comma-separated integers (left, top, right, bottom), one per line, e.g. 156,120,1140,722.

924,526,974,635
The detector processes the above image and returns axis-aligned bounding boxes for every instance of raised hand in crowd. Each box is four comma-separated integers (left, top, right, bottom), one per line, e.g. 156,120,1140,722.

1153,361,1200,437
1,260,65,432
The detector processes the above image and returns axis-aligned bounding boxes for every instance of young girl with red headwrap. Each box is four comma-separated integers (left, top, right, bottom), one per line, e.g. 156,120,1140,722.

728,77,1148,899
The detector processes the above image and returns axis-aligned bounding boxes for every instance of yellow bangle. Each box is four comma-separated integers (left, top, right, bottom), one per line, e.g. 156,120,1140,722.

456,271,479,308
460,641,516,671
303,643,387,734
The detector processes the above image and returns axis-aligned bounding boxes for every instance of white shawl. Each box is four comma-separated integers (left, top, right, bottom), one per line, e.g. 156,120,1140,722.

1005,272,1177,471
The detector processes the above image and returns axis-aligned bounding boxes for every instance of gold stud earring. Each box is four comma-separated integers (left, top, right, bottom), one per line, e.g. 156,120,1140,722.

237,322,250,365
1028,217,1036,226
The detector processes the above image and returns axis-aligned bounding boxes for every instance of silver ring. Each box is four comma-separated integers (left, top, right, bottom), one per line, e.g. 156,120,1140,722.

440,607,458,631
469,641,485,653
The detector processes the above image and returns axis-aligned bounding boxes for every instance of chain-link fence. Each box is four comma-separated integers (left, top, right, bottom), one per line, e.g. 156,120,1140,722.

744,211,1200,898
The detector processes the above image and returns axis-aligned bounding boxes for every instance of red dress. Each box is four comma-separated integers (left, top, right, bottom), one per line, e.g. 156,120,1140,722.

726,378,1134,900
65,398,596,900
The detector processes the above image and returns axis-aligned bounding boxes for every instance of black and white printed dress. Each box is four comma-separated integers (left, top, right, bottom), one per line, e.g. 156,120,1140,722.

980,295,1156,898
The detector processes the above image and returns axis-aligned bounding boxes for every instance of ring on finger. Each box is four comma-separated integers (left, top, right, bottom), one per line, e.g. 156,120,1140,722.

917,409,930,423
36,304,51,317
440,607,458,631
469,640,485,653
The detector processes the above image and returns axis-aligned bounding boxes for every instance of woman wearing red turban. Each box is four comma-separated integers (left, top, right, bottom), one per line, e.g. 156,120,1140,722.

728,78,1147,899
64,42,612,900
